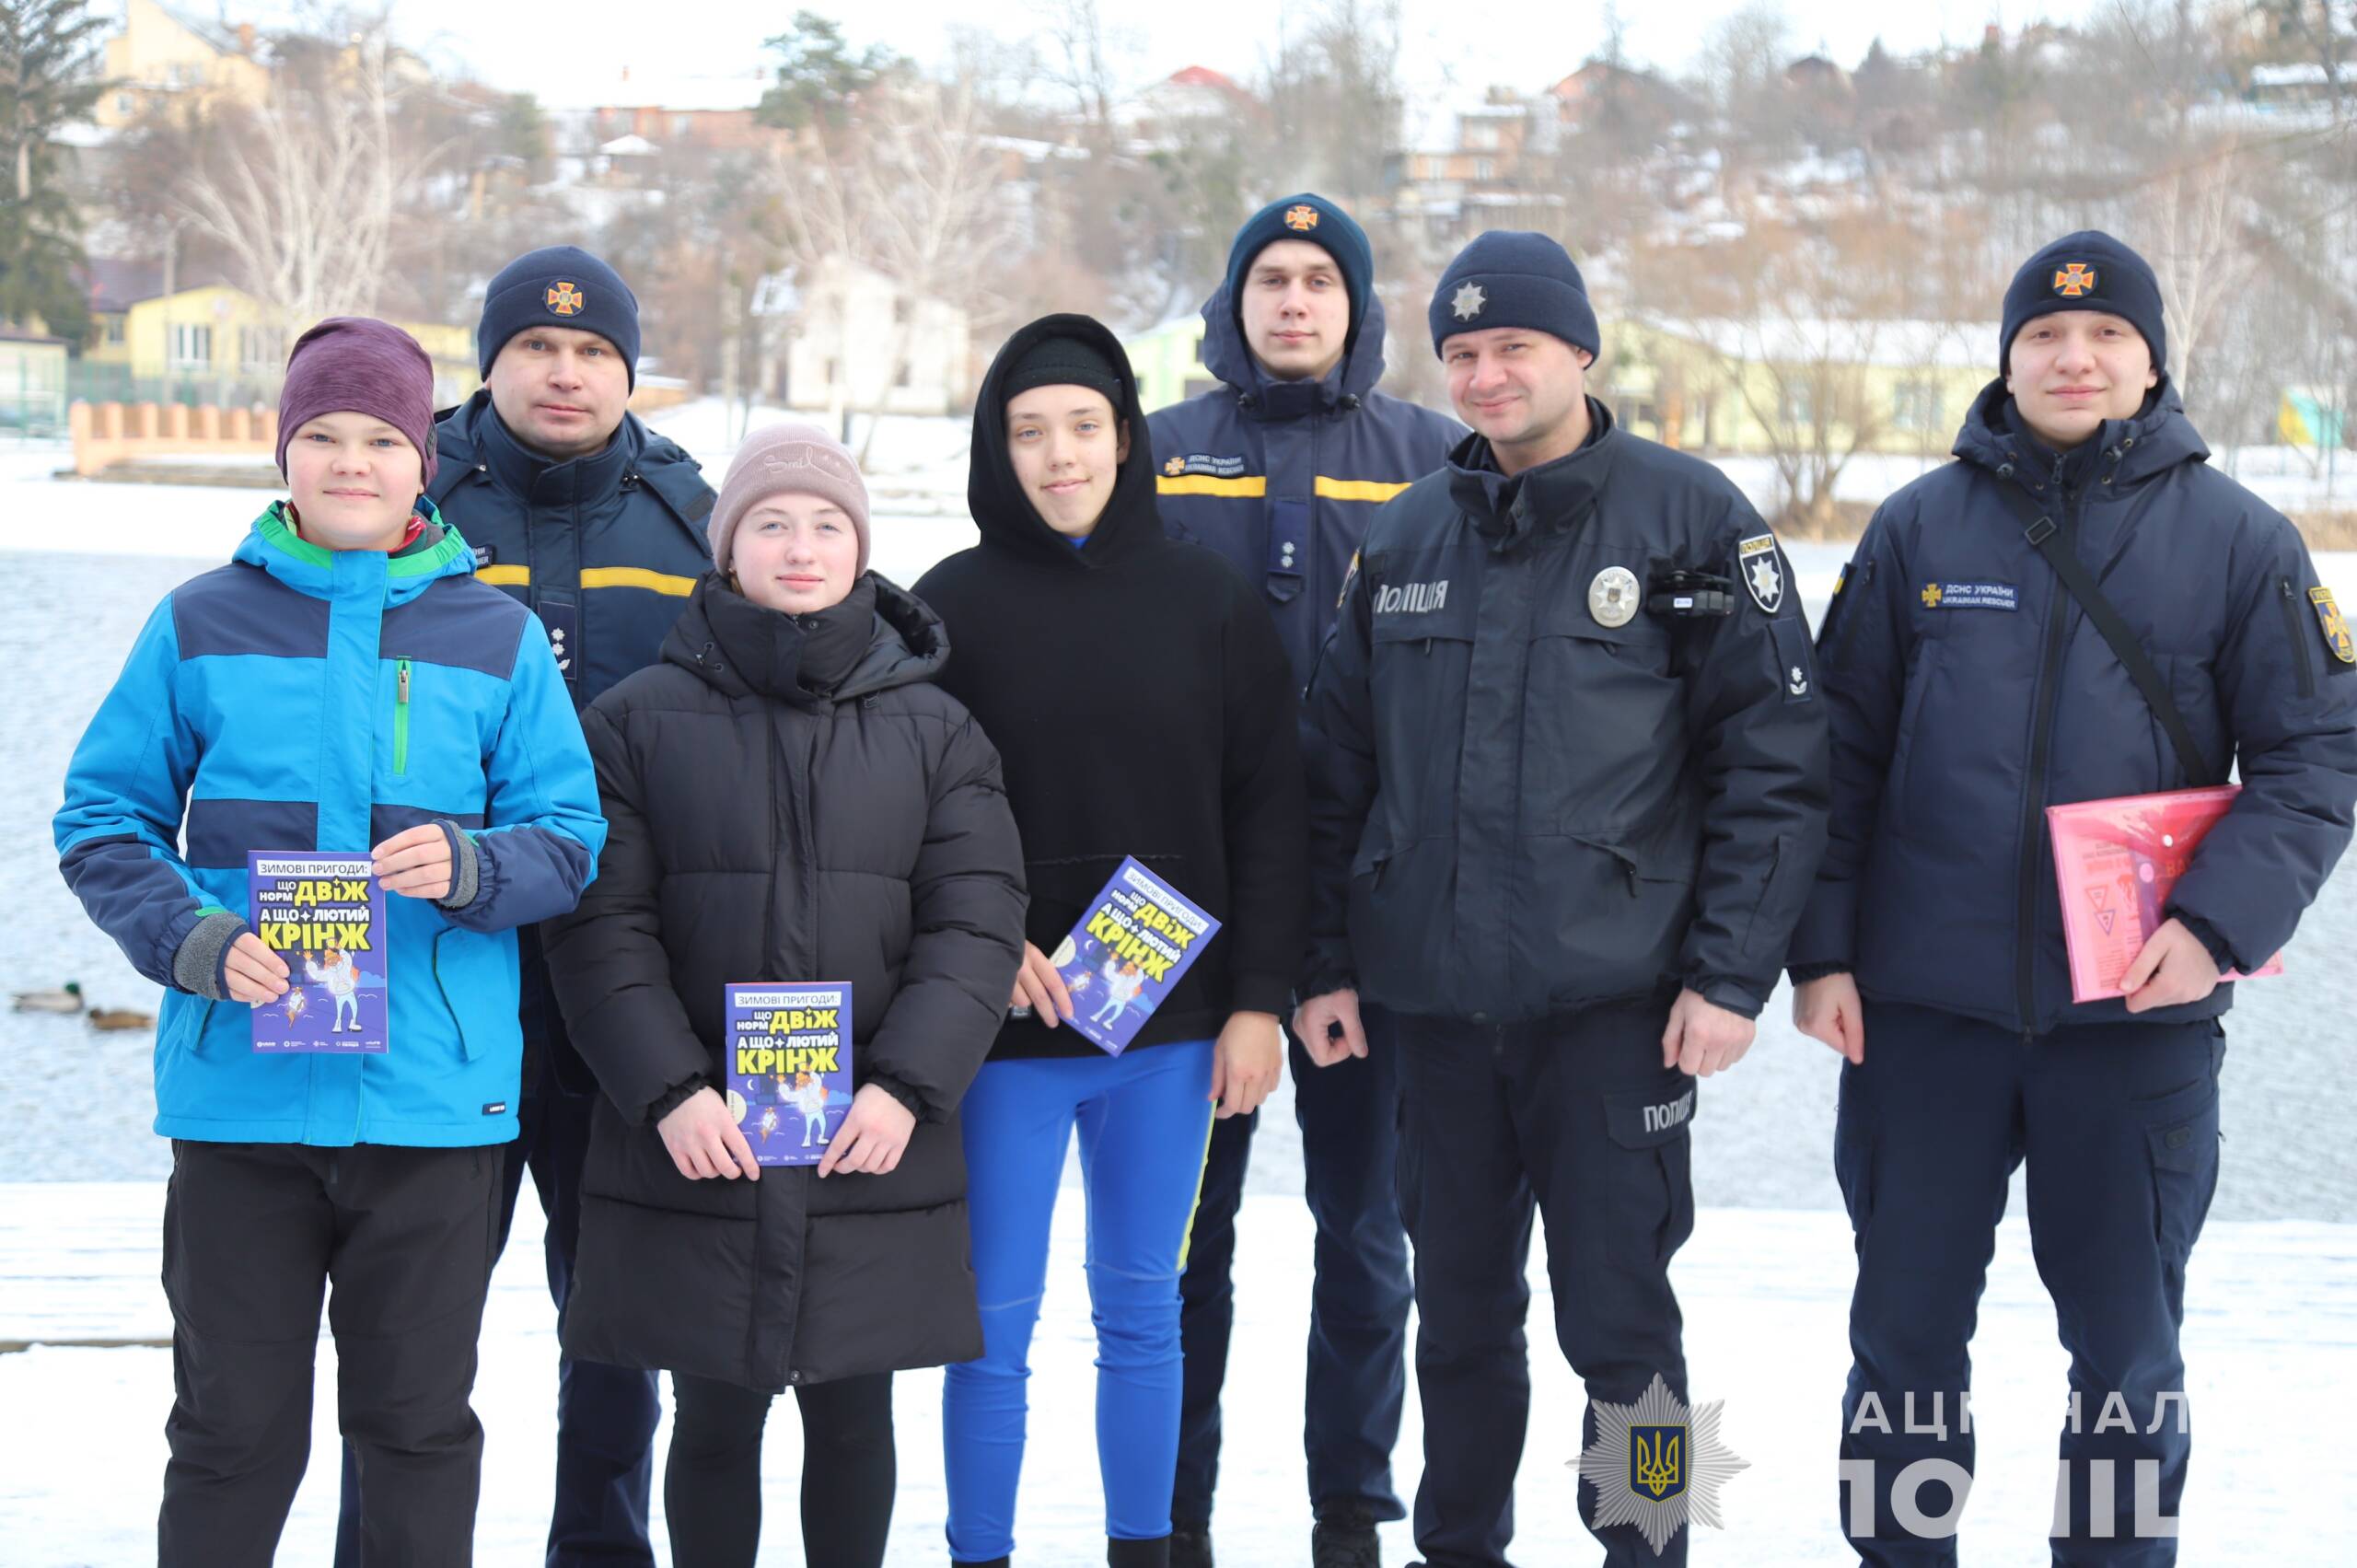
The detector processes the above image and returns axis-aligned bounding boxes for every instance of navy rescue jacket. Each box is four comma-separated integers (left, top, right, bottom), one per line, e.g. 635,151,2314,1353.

1789,379,2357,1033
426,389,716,712
1148,288,1463,683
1301,401,1831,1023
426,390,717,1088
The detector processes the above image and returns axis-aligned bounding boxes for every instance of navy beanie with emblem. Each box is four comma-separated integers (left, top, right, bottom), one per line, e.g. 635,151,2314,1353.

2000,230,2165,377
477,245,642,387
1428,231,1600,360
1225,192,1376,344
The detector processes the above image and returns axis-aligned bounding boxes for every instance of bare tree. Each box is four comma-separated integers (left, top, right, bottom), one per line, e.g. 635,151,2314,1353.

168,22,447,333
763,69,1021,460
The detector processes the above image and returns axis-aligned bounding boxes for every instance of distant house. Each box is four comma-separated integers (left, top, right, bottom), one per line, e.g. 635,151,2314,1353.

575,68,777,153
1390,94,1561,246
94,0,270,130
773,259,972,418
1608,316,1997,458
1116,66,1259,150
77,262,476,406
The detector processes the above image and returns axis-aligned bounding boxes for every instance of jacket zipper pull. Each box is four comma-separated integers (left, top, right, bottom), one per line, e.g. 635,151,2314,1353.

393,657,412,775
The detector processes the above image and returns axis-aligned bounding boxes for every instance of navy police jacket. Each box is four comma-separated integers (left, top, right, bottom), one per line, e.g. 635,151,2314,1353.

1302,402,1831,1022
1789,379,2357,1033
1148,288,1463,685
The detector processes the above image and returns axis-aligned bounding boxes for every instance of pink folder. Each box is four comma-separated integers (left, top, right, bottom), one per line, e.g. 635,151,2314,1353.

2046,786,2283,1004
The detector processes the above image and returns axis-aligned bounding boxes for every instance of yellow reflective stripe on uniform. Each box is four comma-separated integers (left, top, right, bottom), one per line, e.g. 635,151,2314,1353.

1313,477,1413,503
1156,474,1268,497
476,564,530,587
580,566,697,597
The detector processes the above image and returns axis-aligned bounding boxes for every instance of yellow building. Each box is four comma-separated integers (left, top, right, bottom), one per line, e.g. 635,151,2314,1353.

81,264,477,407
1122,314,1220,414
1606,317,2000,461
95,0,271,130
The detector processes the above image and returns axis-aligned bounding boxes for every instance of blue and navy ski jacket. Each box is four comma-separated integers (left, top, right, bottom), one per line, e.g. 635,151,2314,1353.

55,505,607,1146
1790,379,2357,1032
1147,288,1464,685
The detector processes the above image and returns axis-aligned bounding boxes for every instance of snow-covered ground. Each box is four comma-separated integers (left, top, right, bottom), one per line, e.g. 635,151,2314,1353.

3,1183,2351,1566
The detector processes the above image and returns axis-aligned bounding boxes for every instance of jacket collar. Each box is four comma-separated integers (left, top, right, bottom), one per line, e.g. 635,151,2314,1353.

666,572,949,706
1196,284,1391,418
1446,397,1620,549
233,499,473,605
1953,376,2207,499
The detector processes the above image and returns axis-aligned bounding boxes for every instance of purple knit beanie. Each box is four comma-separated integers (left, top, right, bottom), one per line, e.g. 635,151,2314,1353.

710,423,872,576
275,318,438,487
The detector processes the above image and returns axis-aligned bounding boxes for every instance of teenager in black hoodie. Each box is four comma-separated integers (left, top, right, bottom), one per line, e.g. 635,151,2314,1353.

919,316,1306,1568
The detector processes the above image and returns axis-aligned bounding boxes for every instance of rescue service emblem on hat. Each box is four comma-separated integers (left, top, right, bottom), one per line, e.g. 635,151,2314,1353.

545,281,585,316
1284,203,1319,232
2051,262,2096,297
1589,566,1640,628
1452,282,1487,321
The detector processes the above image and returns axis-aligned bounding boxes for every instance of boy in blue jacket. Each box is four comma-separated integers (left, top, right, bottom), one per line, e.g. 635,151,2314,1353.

54,317,607,1565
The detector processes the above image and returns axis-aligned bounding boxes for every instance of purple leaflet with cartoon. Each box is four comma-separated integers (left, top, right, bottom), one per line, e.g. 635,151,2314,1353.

1051,857,1223,1055
247,853,389,1053
726,982,854,1167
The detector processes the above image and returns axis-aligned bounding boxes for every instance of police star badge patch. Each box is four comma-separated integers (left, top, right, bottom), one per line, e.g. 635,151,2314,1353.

1738,534,1784,614
2314,587,2356,668
1452,282,1487,320
1574,1374,1747,1556
545,280,585,316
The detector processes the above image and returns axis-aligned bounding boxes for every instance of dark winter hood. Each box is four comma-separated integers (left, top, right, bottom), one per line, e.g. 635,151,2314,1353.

1446,396,1621,549
967,313,1164,568
1196,283,1392,416
663,571,948,705
1953,374,2208,494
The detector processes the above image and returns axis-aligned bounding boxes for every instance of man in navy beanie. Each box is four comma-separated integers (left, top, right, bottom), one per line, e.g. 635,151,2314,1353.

332,243,714,1568
1296,229,1829,1567
1150,192,1459,1568
1789,228,2357,1563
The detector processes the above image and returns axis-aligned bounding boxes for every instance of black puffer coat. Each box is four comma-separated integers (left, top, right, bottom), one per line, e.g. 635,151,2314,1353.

544,571,1027,1390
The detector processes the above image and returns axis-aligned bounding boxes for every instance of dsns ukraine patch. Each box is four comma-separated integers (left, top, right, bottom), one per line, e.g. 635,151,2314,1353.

2314,587,2355,670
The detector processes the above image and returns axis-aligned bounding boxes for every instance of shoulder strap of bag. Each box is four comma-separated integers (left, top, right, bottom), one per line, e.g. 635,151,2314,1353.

1990,476,2222,788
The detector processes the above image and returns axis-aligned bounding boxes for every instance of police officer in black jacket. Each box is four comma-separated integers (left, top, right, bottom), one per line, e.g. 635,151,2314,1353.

1295,231,1829,1568
1789,232,2357,1565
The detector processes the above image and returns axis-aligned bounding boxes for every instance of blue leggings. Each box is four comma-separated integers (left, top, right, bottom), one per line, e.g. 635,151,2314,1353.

943,1039,1217,1562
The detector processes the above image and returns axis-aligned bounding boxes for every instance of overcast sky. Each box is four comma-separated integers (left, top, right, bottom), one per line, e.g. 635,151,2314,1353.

202,1,2104,114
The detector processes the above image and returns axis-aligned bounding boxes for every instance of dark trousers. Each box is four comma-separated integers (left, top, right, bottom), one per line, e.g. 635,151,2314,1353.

1395,1001,1693,1568
665,1370,897,1568
1173,1010,1411,1528
336,1088,662,1567
1837,1001,2223,1567
159,1140,502,1568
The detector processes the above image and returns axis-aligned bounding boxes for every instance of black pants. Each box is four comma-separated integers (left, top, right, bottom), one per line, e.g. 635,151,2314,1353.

664,1370,897,1568
1837,1001,2223,1566
1174,1011,1411,1529
1394,1001,1694,1568
158,1139,502,1568
339,1041,661,1565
